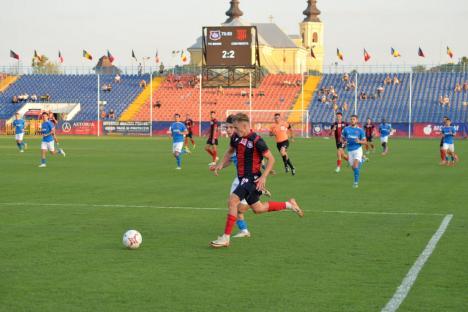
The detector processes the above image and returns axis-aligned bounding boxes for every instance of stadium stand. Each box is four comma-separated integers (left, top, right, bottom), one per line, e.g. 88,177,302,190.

0,74,148,120
288,75,321,123
309,72,468,123
133,74,302,121
0,75,18,93
120,77,164,121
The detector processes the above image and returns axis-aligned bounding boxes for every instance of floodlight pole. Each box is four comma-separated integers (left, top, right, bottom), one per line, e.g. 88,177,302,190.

198,74,202,137
150,72,153,137
97,74,100,137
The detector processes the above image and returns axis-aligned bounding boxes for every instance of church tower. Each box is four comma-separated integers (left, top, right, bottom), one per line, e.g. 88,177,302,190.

300,0,324,72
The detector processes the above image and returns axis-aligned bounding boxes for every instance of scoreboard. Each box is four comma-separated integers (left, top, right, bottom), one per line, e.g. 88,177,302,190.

203,26,254,66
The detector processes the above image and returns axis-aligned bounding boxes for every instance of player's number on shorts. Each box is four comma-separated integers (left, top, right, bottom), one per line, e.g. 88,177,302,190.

222,50,235,59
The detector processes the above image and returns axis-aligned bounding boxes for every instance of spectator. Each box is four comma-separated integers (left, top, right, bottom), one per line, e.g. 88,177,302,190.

176,82,184,90
454,83,462,92
31,94,37,102
101,110,107,119
139,80,147,88
258,90,265,97
438,96,444,105
12,96,18,104
384,75,392,85
442,95,450,106
114,74,121,84
109,109,115,120
393,76,400,85
40,94,50,102
464,81,468,91
320,94,327,103
217,85,224,95
333,103,339,111
159,63,165,74
241,90,247,97
295,79,302,87
359,92,368,100
154,100,161,109
376,85,384,98
342,102,349,111
342,73,349,82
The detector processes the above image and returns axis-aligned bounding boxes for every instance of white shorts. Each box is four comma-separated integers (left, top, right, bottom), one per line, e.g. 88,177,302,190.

41,141,55,152
230,178,248,205
442,143,455,152
15,133,24,141
172,142,184,153
380,136,389,143
348,147,363,166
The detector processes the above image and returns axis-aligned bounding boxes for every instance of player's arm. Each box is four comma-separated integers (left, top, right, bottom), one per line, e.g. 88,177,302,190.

287,124,294,142
211,146,235,175
330,124,336,136
166,126,172,135
356,131,367,144
255,150,274,190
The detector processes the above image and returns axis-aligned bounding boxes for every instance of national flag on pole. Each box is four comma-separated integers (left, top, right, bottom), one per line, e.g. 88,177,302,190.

336,48,344,61
155,50,160,64
310,47,316,59
10,50,20,60
446,46,454,59
34,50,43,62
363,49,371,62
132,50,137,61
418,47,425,58
83,50,93,60
107,50,115,63
58,51,64,63
391,47,401,57
181,50,187,63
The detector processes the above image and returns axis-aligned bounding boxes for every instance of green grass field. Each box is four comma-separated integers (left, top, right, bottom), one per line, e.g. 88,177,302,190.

0,136,467,312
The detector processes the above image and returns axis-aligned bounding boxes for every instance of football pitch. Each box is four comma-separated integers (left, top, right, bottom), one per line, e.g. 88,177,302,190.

0,136,466,312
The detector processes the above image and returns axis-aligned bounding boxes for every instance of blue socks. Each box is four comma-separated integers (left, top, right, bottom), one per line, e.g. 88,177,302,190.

41,158,46,165
176,155,181,167
236,220,248,231
353,167,360,183
16,142,22,150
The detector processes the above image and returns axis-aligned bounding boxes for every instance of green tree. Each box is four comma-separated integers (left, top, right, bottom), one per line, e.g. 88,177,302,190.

32,55,62,74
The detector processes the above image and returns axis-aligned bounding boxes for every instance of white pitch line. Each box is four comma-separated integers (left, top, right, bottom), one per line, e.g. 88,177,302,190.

381,214,453,312
0,202,446,216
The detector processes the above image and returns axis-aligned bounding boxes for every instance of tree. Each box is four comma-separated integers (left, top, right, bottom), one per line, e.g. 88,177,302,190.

32,55,62,74
412,65,426,73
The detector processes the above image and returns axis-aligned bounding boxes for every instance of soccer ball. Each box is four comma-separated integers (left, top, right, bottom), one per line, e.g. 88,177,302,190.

122,230,142,249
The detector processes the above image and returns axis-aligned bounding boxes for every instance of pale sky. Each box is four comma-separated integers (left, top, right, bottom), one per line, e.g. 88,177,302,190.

1,0,467,68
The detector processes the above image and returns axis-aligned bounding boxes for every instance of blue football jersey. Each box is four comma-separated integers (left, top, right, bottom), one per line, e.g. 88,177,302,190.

379,123,392,137
169,122,187,143
13,119,25,134
41,121,55,142
441,126,456,144
342,126,365,152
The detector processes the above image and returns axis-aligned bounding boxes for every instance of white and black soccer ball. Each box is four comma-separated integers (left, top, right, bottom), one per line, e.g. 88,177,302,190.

122,230,142,249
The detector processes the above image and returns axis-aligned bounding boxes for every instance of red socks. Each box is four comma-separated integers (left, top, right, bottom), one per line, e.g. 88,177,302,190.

337,159,342,167
268,202,286,212
440,149,445,161
224,214,237,235
205,148,213,157
212,150,217,161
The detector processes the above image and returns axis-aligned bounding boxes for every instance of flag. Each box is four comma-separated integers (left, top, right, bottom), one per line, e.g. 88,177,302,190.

310,47,316,59
363,49,371,62
447,46,454,59
107,50,115,63
10,50,19,60
391,47,401,57
34,50,43,62
418,47,425,58
83,50,93,60
58,51,64,63
132,50,137,61
180,50,187,62
155,50,160,64
336,48,344,61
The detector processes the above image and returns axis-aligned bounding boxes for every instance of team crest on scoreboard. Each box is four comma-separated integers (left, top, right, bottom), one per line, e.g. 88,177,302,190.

209,30,221,41
236,29,247,41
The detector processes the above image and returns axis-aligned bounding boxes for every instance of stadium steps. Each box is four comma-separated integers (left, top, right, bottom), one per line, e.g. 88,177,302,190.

288,76,321,122
120,77,163,121
0,75,19,93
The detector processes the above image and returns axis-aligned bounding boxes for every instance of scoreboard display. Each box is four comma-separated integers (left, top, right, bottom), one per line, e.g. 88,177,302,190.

204,26,254,66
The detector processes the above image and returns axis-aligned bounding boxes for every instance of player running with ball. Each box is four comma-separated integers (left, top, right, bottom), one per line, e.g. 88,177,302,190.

209,113,303,248
341,115,367,188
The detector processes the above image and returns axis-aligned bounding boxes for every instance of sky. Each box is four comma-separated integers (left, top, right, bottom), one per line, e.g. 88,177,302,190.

1,0,467,68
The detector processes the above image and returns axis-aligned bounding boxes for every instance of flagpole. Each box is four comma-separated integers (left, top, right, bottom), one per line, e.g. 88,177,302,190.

97,74,100,137
249,72,253,129
150,72,153,137
198,73,202,137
